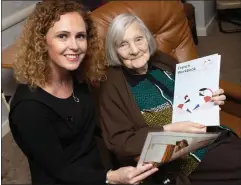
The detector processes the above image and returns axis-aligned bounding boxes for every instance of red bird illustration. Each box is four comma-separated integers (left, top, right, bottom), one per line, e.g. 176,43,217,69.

193,88,213,110
177,95,192,113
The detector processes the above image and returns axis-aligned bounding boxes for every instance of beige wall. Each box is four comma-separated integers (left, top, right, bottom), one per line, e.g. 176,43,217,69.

204,0,216,26
2,1,38,49
187,0,216,36
1,1,38,134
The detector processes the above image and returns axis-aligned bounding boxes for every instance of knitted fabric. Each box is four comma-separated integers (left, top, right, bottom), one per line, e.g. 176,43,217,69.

129,68,201,176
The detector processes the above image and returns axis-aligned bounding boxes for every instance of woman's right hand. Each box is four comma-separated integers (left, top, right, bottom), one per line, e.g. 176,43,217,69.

163,121,207,133
107,163,158,184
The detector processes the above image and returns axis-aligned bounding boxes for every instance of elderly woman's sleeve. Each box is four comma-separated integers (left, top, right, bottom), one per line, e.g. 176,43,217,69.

99,79,163,161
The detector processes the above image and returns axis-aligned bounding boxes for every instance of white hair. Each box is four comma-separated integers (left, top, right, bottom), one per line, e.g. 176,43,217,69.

105,13,157,66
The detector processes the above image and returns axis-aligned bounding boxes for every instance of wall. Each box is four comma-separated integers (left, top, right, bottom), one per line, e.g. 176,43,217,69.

2,1,39,94
187,1,205,31
2,1,38,49
204,1,216,26
187,0,216,36
2,1,38,136
2,1,38,95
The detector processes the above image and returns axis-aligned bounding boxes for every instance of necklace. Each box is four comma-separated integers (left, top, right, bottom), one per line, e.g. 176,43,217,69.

51,77,79,102
72,91,79,103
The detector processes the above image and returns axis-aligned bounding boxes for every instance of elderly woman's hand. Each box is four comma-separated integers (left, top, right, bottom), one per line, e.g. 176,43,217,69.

211,89,226,109
163,121,207,133
107,163,158,184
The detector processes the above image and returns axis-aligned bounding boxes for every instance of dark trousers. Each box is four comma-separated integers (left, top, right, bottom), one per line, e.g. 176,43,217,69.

149,131,241,185
189,131,241,185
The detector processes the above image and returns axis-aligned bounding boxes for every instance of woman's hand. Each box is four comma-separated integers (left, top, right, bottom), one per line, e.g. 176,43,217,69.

211,89,226,109
163,121,207,133
107,163,158,184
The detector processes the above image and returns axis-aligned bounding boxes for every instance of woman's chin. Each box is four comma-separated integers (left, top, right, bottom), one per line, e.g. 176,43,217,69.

132,63,148,71
64,63,81,71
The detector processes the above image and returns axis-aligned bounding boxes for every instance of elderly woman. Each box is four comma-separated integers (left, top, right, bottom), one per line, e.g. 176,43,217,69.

99,13,241,185
9,2,159,184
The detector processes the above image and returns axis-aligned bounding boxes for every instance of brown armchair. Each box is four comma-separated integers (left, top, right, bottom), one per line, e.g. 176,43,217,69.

2,1,240,136
182,0,199,45
1,1,241,183
90,1,241,136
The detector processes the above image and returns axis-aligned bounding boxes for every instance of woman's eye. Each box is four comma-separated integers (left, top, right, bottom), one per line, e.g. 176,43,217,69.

119,43,127,48
136,37,143,42
57,34,67,39
77,34,86,39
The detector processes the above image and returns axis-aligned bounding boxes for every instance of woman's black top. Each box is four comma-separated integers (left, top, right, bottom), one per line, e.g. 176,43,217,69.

9,82,107,184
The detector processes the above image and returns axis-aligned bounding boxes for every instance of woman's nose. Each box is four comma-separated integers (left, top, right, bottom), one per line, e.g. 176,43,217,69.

69,39,79,50
129,43,139,55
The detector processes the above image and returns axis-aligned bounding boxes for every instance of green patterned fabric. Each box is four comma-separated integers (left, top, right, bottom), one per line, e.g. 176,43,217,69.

128,68,200,176
130,69,174,127
126,66,233,177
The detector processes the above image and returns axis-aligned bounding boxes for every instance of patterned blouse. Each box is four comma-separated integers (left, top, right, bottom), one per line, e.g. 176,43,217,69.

123,64,205,176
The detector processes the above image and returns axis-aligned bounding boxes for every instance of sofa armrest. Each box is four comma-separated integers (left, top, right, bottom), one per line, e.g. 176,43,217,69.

2,42,19,69
220,80,241,101
220,80,241,118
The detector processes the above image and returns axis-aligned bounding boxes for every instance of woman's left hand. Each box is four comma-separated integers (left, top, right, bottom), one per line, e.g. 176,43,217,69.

107,164,158,184
211,89,226,109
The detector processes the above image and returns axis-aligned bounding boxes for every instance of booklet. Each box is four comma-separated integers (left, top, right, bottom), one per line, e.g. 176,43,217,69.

172,54,221,126
137,131,220,168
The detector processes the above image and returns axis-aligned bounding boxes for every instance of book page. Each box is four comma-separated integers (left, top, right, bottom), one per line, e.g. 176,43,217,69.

137,131,220,168
172,54,221,126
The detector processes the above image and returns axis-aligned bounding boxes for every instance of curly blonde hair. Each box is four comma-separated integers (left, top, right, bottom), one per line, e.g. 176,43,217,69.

14,0,107,88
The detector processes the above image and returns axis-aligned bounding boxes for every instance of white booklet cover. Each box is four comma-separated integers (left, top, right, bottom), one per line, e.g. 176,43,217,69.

137,131,220,168
172,54,221,126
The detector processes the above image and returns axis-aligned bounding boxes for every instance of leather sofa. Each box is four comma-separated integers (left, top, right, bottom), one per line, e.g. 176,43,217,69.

1,1,241,184
182,1,198,45
90,1,241,136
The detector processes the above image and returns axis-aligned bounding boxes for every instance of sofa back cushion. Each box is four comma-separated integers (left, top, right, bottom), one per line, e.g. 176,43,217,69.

90,1,198,62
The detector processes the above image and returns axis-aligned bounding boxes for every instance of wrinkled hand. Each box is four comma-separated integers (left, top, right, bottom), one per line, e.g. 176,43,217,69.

107,163,158,184
211,89,226,110
163,121,207,133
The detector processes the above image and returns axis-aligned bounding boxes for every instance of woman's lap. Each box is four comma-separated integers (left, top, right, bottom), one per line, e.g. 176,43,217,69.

189,131,241,185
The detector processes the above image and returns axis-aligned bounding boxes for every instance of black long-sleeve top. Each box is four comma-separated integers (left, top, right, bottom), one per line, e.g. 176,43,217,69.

9,82,108,184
